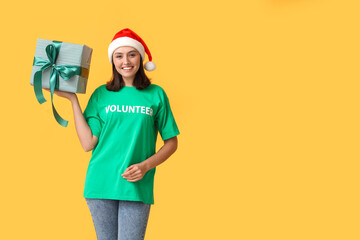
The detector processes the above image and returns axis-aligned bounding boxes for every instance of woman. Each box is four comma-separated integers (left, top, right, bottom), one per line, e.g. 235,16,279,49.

53,28,180,240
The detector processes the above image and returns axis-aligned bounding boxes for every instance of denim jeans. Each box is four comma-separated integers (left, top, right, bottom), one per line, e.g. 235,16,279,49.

85,198,151,240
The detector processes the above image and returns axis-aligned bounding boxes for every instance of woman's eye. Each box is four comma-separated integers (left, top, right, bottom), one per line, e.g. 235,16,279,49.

130,54,136,57
116,55,122,58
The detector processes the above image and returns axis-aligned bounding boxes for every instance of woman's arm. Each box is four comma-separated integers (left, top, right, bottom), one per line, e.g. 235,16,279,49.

121,136,178,182
69,94,99,152
50,90,98,152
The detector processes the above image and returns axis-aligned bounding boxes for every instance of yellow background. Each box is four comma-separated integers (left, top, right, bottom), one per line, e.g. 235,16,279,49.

0,0,359,239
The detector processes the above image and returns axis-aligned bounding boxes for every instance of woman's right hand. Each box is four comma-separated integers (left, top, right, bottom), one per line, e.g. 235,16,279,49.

43,88,76,101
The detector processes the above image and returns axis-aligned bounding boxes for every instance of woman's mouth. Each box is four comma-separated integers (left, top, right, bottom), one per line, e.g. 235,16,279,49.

122,66,134,71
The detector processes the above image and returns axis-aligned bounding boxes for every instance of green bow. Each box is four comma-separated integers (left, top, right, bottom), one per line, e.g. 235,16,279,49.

33,41,82,127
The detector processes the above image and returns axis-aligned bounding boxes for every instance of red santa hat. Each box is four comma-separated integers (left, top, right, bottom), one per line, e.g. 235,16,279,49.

108,28,156,71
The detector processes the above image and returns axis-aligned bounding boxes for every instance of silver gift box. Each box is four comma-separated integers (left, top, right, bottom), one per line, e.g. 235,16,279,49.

30,39,92,93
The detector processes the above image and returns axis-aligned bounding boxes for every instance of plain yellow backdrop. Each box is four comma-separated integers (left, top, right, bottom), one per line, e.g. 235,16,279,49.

0,0,359,239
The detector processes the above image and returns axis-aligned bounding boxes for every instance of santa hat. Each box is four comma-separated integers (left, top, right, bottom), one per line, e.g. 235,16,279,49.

108,28,156,71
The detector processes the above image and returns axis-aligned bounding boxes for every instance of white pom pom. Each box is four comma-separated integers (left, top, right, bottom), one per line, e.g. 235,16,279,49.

144,61,156,71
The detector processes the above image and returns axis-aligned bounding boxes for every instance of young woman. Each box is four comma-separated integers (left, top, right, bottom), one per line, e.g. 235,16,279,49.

52,28,180,240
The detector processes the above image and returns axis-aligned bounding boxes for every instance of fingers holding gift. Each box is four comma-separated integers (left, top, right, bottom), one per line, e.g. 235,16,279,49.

42,88,76,100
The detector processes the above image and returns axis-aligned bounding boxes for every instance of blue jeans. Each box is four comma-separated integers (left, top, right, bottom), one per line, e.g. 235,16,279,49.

85,198,151,240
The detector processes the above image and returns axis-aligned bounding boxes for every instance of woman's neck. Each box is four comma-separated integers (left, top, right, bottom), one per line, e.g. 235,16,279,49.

123,77,134,87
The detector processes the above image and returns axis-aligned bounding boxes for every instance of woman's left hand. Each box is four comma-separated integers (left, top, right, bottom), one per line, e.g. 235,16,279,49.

121,163,148,182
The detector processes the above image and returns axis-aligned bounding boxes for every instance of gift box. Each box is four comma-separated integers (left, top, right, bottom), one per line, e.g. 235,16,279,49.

30,39,93,127
30,39,92,93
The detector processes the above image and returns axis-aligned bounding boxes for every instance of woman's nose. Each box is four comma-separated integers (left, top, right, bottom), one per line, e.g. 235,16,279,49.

123,56,129,64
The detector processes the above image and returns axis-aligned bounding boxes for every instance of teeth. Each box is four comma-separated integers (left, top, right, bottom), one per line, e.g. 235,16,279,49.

123,67,132,70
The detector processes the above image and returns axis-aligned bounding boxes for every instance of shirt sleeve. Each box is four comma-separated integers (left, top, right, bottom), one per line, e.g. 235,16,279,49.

155,89,180,141
83,89,102,137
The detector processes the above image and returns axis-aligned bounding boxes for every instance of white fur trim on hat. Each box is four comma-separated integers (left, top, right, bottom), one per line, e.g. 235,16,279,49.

108,37,145,63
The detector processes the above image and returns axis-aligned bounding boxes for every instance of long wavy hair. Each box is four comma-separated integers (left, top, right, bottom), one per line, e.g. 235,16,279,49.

106,59,151,91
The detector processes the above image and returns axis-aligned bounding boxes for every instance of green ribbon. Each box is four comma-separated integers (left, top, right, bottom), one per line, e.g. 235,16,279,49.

33,41,82,127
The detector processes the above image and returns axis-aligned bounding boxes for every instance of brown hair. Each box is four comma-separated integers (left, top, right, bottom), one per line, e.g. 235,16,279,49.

106,59,151,91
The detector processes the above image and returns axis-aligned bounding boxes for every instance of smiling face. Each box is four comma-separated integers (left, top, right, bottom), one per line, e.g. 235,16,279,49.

112,46,141,84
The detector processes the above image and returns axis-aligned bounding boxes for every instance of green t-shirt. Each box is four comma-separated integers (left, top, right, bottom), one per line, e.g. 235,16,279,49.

83,84,180,204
